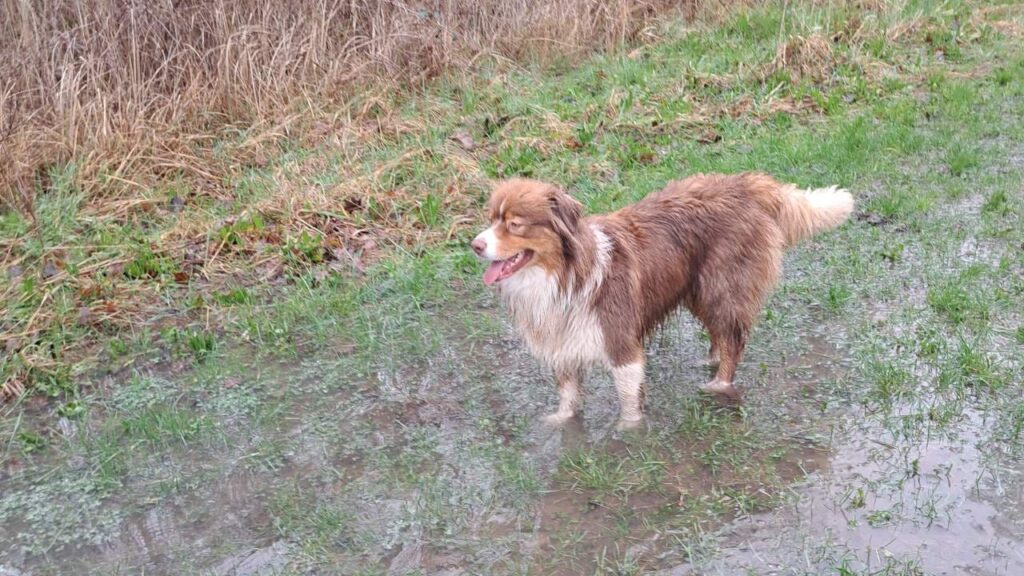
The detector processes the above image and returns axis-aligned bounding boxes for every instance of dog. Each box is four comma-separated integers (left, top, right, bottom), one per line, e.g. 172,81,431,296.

471,173,853,427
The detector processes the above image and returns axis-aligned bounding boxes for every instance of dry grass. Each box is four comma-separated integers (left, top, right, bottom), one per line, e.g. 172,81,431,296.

3,0,1007,398
762,34,836,84
0,0,702,212
1,0,730,397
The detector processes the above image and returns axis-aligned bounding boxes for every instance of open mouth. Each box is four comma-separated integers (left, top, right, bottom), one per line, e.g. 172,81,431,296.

483,250,534,286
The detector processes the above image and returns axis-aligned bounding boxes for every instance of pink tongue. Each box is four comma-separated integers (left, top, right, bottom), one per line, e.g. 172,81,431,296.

483,261,505,285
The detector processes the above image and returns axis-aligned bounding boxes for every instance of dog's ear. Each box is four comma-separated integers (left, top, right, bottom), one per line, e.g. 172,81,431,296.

548,187,583,260
548,188,582,234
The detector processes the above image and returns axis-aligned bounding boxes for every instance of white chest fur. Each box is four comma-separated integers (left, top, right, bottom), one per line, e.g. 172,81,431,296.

498,225,613,372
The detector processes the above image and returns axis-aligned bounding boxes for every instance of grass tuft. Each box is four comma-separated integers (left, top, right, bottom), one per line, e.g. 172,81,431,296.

945,143,982,177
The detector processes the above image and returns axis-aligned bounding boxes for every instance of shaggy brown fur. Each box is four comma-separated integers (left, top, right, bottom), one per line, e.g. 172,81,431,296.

472,173,853,424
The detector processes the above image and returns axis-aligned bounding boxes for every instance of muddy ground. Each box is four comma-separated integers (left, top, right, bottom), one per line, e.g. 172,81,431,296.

3,2,1024,575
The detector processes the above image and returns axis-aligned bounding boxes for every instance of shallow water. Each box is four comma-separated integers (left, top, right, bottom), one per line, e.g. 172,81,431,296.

671,406,1024,576
1,304,1021,575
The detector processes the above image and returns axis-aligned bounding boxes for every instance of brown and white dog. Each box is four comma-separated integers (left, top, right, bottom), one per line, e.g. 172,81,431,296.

471,173,853,428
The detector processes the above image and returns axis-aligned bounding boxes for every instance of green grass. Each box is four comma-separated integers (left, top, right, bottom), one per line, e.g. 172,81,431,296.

927,272,991,325
120,405,211,446
945,142,982,177
2,0,1024,574
559,447,666,495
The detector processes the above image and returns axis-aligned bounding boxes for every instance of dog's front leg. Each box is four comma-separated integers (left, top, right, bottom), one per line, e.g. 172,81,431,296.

611,358,645,428
543,367,583,425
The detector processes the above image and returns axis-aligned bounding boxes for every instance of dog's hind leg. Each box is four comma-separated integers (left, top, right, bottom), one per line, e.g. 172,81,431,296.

698,246,779,400
706,333,721,367
691,308,722,367
702,321,746,400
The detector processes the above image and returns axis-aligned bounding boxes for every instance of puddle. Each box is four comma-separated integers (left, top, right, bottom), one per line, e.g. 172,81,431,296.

806,416,1024,574
2,303,1020,575
95,471,284,574
522,428,830,576
669,407,1024,575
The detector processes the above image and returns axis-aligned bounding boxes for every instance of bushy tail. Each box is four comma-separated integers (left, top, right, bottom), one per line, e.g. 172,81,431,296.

776,185,854,246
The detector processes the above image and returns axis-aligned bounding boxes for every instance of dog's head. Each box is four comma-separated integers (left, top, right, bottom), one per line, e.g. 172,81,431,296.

471,179,583,286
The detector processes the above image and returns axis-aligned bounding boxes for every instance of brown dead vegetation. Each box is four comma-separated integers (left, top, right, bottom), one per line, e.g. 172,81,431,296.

1,0,728,397
0,0,704,214
2,0,1015,398
762,34,836,84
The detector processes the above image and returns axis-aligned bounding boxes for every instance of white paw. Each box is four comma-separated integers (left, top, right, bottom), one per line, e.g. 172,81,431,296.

542,411,575,426
615,415,644,431
701,379,740,399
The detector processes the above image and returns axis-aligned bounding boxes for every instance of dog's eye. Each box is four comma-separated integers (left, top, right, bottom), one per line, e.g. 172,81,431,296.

507,221,525,233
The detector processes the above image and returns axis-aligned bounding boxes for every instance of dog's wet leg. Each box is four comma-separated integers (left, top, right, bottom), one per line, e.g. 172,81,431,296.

543,367,583,425
703,324,745,400
612,357,645,428
706,335,721,366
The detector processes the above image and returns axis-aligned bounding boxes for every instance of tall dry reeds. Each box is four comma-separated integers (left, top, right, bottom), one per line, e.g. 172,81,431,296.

0,0,694,213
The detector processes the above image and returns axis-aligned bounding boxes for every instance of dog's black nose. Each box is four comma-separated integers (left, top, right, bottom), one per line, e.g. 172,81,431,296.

471,238,485,256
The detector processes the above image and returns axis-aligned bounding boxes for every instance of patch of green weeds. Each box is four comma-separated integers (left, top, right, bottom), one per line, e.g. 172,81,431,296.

848,487,867,510
927,268,990,325
241,436,288,472
124,244,178,280
866,508,895,527
120,404,211,446
187,330,216,361
494,448,542,501
675,397,735,437
269,485,352,549
161,327,217,361
1002,401,1024,445
416,192,444,228
217,213,266,246
878,242,905,264
945,143,981,177
825,283,852,312
915,325,945,358
23,364,75,398
939,81,978,122
982,189,1010,215
213,287,254,306
993,67,1014,87
17,429,48,454
869,361,912,405
79,424,129,486
56,399,86,419
483,143,543,177
697,430,760,475
868,187,934,221
945,337,1004,392
23,164,84,251
284,231,325,265
927,281,973,323
558,446,664,496
611,136,658,170
107,337,130,358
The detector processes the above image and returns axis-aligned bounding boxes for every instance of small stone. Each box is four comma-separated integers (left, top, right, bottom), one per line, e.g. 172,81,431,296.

696,129,722,144
450,130,476,151
41,261,60,279
168,195,185,212
76,307,93,326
